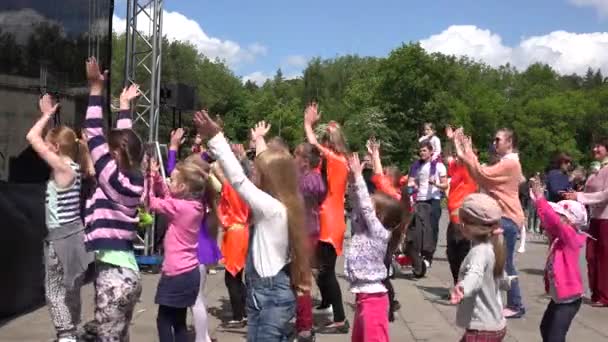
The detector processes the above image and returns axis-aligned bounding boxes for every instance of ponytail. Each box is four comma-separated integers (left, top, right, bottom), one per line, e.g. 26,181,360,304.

490,233,506,277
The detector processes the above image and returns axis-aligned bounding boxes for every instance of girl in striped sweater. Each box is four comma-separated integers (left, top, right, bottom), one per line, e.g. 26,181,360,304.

83,57,145,341
26,94,93,342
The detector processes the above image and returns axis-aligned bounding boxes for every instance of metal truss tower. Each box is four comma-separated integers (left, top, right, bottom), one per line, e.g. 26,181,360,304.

123,0,164,261
124,0,163,143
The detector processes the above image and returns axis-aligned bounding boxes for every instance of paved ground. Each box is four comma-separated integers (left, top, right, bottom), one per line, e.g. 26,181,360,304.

2,212,608,341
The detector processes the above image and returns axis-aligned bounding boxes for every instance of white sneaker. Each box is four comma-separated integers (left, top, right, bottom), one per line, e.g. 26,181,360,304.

208,268,218,275
423,259,431,269
58,338,77,342
314,305,333,315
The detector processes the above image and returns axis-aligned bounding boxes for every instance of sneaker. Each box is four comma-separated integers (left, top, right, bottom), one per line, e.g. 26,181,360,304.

392,300,401,312
316,320,350,334
297,330,316,342
208,268,218,275
313,305,333,315
223,319,247,328
503,307,525,319
58,338,78,342
423,259,431,269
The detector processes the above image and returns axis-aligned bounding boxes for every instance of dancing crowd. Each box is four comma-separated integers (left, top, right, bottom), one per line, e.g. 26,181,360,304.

26,57,608,342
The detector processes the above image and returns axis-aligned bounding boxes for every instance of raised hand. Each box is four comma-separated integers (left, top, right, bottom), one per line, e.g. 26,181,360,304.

120,84,140,109
304,102,321,126
366,138,380,157
85,57,107,94
39,93,59,116
150,157,160,176
251,121,271,142
193,110,221,140
347,153,363,176
170,128,185,149
529,176,544,200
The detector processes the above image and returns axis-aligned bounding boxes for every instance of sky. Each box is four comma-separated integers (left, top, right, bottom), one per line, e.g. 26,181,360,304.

112,0,608,85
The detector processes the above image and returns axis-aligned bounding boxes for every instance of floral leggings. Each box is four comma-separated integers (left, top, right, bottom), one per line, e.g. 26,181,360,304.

93,263,142,342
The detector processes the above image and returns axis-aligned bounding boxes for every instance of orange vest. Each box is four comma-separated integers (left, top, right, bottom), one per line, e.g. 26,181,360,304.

217,182,250,276
317,146,348,256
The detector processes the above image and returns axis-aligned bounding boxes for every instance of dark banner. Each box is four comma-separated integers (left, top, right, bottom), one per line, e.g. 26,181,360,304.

0,0,114,319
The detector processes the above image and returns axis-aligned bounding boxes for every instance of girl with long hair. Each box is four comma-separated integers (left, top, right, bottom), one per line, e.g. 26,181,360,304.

26,94,94,342
194,110,310,341
303,102,349,333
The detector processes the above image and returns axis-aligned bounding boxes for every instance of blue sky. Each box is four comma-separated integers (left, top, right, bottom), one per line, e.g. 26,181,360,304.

113,0,608,84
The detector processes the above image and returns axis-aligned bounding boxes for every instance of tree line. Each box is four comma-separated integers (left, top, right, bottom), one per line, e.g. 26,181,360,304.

111,33,608,175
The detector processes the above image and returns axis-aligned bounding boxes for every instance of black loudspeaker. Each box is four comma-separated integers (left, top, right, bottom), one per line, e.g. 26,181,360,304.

0,0,114,320
161,83,197,110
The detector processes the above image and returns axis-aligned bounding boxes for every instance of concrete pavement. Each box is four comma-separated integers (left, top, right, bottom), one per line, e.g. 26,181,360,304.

2,212,608,341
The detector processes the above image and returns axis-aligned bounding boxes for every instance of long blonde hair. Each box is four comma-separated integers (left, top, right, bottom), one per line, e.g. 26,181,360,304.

254,147,310,288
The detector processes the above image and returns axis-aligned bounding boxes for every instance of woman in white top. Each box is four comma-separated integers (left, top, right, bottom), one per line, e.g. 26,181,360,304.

194,111,310,341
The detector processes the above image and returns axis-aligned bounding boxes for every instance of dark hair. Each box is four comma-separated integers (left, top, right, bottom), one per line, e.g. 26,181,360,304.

296,143,321,169
373,192,412,255
497,128,517,149
594,137,608,150
108,129,143,173
419,140,434,151
550,152,572,170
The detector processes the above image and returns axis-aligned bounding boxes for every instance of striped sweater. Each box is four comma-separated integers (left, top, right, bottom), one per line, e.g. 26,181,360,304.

83,96,144,252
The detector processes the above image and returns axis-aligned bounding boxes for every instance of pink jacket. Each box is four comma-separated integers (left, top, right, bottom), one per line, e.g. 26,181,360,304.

535,198,586,300
148,173,204,276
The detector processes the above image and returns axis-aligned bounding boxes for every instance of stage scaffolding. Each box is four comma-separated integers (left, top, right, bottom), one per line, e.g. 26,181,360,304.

123,0,164,265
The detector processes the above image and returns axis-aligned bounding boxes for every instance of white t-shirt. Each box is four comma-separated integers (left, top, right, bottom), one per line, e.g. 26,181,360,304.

209,134,289,277
415,161,447,201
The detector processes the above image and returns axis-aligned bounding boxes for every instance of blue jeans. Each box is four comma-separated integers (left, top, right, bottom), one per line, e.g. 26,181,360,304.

245,266,295,342
502,217,524,311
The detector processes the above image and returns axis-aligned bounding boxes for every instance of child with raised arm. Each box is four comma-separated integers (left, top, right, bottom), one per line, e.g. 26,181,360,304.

146,156,210,342
530,178,587,342
303,102,349,333
83,57,144,340
26,94,94,342
345,153,411,342
194,110,310,341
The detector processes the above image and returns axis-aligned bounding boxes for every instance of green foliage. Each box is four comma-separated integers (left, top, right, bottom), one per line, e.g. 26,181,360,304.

111,36,608,175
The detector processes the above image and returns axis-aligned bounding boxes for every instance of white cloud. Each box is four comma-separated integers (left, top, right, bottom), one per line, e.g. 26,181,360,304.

420,25,608,75
284,55,309,68
111,11,266,66
569,0,608,17
112,14,126,33
242,71,272,85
